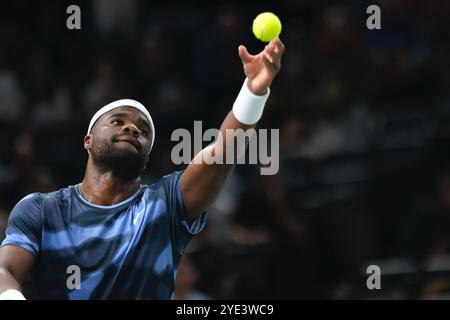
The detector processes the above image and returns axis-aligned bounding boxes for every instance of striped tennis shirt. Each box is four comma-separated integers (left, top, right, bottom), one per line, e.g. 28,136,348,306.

1,171,206,299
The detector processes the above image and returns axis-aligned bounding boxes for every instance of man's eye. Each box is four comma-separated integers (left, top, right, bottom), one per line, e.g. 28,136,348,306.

111,119,123,125
140,129,148,137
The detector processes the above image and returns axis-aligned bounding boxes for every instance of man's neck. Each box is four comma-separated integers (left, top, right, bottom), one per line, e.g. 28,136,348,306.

80,162,141,206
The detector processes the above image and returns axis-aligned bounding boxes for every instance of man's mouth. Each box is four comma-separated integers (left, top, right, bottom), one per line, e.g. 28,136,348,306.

114,136,141,151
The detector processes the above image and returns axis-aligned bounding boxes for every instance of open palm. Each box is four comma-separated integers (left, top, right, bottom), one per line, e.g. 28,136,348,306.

238,37,285,96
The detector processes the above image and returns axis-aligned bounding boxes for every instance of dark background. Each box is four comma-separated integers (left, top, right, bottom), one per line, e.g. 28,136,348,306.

1,0,450,299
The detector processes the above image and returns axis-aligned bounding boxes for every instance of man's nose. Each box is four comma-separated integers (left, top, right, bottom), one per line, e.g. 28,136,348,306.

123,123,141,136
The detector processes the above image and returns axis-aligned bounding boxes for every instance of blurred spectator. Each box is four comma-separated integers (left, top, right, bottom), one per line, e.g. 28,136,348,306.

174,255,211,300
93,0,139,39
0,69,24,123
397,168,450,261
299,76,374,159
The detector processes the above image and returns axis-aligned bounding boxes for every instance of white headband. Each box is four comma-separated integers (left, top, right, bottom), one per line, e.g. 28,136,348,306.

87,99,155,151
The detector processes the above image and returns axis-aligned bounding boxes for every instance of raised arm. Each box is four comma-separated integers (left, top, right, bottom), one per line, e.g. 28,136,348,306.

180,38,285,223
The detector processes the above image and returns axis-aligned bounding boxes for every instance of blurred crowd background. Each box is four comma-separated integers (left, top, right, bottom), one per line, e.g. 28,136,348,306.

1,0,450,299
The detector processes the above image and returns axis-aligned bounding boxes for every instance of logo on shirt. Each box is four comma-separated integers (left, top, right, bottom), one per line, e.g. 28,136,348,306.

133,208,145,225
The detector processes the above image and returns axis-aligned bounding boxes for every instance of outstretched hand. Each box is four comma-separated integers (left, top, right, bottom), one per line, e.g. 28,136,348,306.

238,37,285,96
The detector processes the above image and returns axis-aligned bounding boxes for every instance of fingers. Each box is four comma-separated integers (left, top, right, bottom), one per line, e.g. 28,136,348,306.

273,37,286,52
265,48,278,65
262,53,275,70
238,45,253,64
264,40,283,69
269,37,285,55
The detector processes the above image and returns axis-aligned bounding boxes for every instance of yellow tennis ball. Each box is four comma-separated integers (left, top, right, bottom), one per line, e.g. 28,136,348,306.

252,12,282,42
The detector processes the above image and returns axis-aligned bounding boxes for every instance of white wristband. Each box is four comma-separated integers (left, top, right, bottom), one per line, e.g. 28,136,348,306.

0,289,26,300
232,78,270,125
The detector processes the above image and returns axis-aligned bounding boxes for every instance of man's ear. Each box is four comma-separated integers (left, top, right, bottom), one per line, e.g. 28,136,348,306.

84,134,92,154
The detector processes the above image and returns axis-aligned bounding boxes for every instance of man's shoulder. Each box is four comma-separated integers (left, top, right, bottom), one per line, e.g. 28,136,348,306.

142,170,184,190
141,171,184,193
15,186,74,208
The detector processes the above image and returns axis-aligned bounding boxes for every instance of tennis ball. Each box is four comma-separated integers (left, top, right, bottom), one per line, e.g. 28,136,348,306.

252,12,282,42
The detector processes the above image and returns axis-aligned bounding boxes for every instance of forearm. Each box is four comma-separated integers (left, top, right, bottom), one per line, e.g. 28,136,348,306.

0,267,23,295
0,246,34,299
183,112,254,213
181,80,269,221
206,77,270,164
213,111,255,162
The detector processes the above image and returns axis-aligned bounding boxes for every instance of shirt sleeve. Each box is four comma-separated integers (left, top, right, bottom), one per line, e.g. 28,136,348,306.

160,171,207,255
1,193,43,258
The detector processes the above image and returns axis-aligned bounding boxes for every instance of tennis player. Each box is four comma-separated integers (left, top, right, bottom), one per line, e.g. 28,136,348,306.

0,38,285,299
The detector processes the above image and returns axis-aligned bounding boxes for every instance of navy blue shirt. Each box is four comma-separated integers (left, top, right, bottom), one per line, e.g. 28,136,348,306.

1,171,206,299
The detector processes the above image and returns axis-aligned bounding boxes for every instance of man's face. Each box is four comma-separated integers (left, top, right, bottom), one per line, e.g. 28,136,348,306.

85,107,153,179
